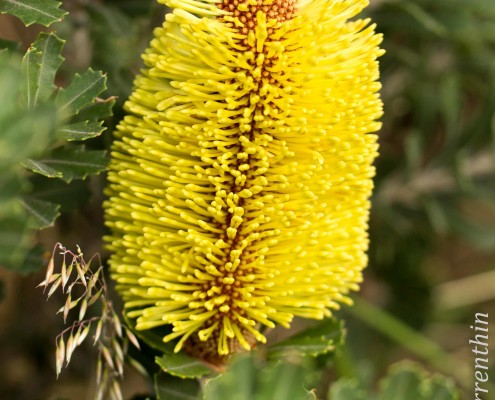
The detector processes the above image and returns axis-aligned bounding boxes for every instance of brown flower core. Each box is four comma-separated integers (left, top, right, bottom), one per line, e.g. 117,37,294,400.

218,0,297,27
182,0,298,365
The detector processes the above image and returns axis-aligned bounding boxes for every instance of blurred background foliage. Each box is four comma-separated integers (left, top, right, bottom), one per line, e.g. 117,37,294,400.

0,0,494,398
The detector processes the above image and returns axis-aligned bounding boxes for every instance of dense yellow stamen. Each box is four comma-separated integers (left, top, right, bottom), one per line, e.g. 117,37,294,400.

104,0,383,363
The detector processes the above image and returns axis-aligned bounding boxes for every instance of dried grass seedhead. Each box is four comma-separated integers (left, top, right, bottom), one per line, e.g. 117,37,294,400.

39,243,140,400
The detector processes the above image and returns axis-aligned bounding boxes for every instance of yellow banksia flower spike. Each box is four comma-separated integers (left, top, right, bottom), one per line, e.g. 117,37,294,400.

104,0,384,363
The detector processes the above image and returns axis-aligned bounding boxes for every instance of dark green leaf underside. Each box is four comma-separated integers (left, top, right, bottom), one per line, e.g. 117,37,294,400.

154,372,200,400
20,196,60,229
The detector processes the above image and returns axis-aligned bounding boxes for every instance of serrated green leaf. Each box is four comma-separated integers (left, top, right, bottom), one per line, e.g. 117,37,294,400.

257,361,309,400
376,362,462,400
155,353,212,379
154,372,200,400
267,318,344,359
203,356,254,400
19,197,60,229
378,363,425,400
56,69,107,116
22,158,62,178
27,148,107,182
21,47,42,109
327,363,460,400
203,355,311,400
0,0,67,27
73,97,116,122
429,376,460,400
23,32,64,108
29,174,91,211
58,120,106,141
327,379,366,400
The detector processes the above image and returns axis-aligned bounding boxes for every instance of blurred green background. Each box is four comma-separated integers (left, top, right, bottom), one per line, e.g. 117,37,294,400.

0,0,494,398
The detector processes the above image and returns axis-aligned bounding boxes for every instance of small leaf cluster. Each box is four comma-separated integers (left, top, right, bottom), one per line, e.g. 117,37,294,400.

123,316,343,399
0,3,114,272
150,355,460,400
329,361,459,400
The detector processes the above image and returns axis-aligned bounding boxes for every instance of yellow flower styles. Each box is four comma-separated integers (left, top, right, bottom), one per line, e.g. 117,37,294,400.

104,0,383,363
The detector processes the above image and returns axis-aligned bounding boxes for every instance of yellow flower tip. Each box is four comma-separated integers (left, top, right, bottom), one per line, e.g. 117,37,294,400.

104,0,384,364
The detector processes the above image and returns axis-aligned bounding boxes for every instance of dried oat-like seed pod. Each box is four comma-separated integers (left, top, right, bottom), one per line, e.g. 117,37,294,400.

104,0,384,364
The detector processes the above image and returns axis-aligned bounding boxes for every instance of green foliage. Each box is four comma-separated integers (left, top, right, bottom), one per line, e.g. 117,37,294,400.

377,362,460,400
124,314,214,379
0,0,67,27
267,319,344,359
20,197,60,229
328,362,460,400
327,380,365,400
23,32,64,108
0,31,113,271
203,355,314,400
155,372,201,400
155,353,213,379
24,148,108,183
126,316,344,381
0,53,57,269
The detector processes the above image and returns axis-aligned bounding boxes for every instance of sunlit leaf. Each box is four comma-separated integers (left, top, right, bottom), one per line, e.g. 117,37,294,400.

56,69,107,115
22,158,62,178
155,353,212,379
27,148,107,183
22,32,64,108
0,0,67,27
58,120,106,141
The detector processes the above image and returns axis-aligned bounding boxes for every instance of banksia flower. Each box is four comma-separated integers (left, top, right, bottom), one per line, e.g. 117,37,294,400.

104,0,383,363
